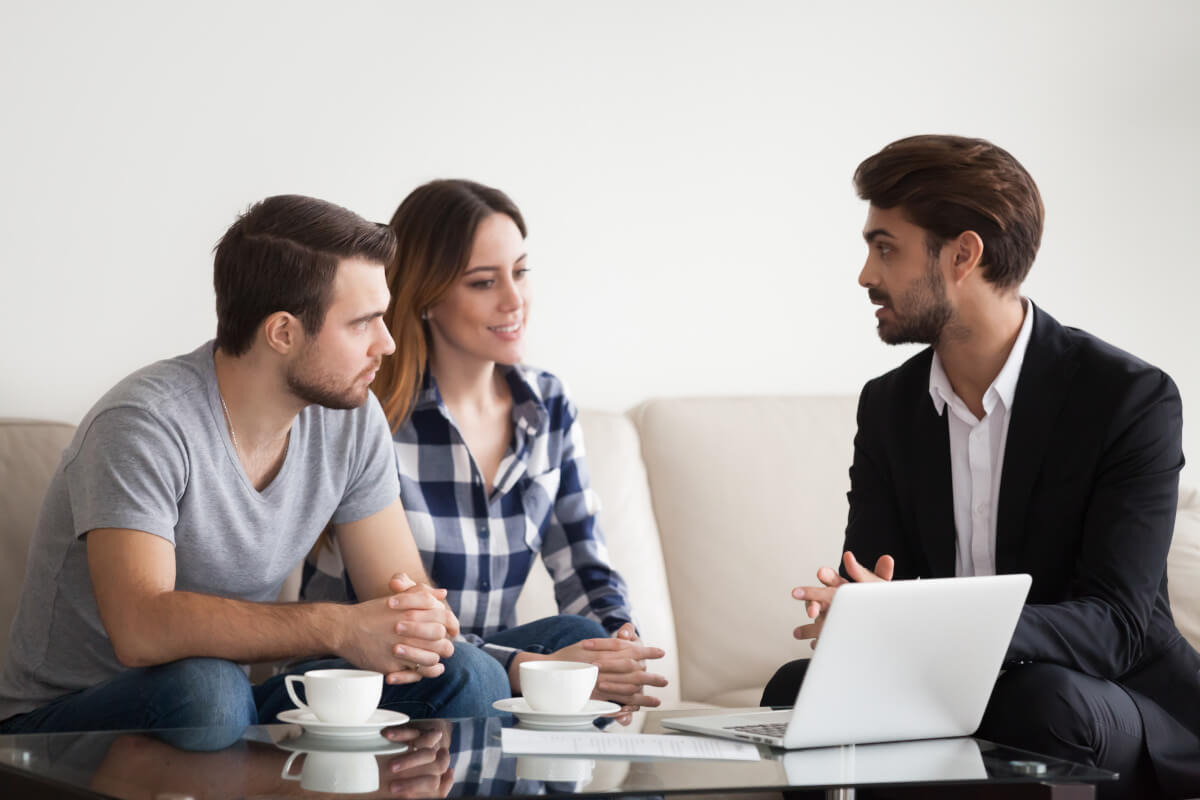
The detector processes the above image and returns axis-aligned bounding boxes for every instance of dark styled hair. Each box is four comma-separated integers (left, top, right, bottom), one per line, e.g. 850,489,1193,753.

853,135,1044,288
213,194,397,356
373,179,526,429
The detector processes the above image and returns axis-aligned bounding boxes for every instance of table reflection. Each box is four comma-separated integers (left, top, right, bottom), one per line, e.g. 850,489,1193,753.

0,711,1117,798
70,717,583,798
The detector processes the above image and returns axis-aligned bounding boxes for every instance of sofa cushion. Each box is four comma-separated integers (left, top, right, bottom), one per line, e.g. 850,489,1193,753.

1169,486,1200,651
514,409,681,706
631,396,859,705
0,419,76,666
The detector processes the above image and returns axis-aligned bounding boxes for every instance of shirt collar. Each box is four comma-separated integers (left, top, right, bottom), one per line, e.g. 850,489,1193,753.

502,365,548,438
929,297,1035,417
415,365,548,437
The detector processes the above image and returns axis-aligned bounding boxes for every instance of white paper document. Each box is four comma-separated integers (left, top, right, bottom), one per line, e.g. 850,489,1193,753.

500,728,761,761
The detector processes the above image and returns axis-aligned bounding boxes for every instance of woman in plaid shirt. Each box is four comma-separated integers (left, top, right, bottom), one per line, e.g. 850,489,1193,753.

305,180,667,715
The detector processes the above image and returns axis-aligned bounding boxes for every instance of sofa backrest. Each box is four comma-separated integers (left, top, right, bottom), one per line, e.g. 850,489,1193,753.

0,419,76,667
629,396,860,706
1170,486,1200,649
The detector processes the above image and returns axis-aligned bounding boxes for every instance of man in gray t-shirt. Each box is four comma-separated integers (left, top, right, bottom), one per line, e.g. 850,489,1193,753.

0,195,510,735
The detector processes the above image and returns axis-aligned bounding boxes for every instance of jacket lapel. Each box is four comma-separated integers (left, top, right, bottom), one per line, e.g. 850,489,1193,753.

996,304,1078,572
909,357,957,577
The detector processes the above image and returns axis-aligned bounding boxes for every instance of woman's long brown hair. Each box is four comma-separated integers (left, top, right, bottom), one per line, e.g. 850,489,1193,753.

315,180,527,558
373,179,527,432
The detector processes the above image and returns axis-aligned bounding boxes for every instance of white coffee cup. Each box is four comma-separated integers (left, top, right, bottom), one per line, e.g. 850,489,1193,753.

519,660,598,713
284,668,383,724
282,749,379,793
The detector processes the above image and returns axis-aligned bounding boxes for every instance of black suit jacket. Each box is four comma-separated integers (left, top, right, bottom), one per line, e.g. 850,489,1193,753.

844,304,1200,796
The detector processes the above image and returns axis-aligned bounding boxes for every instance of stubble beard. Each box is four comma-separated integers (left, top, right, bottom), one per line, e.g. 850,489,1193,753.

286,346,372,411
877,255,954,347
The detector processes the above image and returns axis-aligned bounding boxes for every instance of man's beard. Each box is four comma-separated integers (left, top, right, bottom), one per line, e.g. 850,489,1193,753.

873,255,954,346
286,349,373,410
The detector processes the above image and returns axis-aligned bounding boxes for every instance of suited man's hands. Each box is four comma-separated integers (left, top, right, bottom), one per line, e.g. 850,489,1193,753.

792,551,894,645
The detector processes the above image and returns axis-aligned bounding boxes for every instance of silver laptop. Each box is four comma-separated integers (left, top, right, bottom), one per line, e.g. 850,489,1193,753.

662,574,1031,749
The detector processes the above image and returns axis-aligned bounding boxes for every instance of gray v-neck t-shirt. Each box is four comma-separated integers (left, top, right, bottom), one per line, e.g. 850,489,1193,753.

0,342,399,720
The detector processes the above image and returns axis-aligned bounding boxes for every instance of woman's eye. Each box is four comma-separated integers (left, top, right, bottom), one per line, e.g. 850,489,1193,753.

514,268,530,280
469,280,495,289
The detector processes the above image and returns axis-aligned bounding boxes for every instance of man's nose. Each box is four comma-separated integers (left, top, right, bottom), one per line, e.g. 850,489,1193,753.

375,318,396,355
858,260,876,288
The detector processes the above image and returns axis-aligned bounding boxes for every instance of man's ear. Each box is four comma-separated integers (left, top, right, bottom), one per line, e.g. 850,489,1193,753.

262,312,302,355
949,230,985,284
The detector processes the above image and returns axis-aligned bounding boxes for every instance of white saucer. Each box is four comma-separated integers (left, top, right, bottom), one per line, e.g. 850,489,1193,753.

492,698,621,728
276,708,410,738
275,731,410,755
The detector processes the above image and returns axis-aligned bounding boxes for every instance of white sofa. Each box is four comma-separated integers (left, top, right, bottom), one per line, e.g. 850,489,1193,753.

4,397,1200,710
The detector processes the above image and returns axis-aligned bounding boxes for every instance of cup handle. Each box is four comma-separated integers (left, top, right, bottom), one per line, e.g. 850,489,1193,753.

284,675,310,713
281,751,303,780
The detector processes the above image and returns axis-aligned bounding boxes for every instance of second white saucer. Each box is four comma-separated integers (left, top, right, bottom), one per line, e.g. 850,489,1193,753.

277,708,410,738
492,697,621,728
275,731,410,755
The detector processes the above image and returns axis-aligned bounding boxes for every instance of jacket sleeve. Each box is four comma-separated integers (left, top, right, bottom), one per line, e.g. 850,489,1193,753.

1007,369,1183,678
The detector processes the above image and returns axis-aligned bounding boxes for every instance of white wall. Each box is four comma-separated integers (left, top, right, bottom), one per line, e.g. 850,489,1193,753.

3,1,1199,473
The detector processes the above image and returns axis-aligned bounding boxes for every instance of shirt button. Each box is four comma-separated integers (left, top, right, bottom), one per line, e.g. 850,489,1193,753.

481,580,491,591
975,503,989,515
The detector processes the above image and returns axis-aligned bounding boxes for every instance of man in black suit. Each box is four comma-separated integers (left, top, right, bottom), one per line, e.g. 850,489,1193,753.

763,135,1200,798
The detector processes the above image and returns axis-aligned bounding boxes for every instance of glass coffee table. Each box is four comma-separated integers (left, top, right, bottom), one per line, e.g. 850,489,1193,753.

0,707,1116,798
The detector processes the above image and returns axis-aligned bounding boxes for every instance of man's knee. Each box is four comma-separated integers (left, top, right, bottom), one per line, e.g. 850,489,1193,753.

554,615,608,645
383,643,510,719
762,659,811,707
440,643,510,701
147,658,256,730
979,664,1101,757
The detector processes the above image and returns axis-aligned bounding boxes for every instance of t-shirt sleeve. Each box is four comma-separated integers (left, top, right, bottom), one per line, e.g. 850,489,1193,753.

331,392,401,525
64,406,188,544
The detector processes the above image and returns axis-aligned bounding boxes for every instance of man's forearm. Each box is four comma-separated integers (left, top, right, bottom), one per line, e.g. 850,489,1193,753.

111,590,348,668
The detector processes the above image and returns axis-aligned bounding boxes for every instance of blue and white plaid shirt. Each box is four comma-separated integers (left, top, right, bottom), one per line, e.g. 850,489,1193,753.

303,365,635,666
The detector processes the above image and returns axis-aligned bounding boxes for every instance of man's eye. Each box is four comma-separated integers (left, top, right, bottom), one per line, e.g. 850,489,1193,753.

877,244,892,257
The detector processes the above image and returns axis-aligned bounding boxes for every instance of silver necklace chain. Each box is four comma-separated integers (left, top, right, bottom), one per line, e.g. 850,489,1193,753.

220,392,290,463
219,393,240,454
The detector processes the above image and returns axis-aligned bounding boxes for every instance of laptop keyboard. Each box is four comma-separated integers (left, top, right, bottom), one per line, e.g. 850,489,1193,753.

725,723,788,738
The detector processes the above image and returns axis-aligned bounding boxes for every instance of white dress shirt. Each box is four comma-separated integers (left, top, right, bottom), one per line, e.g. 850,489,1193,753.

928,299,1035,577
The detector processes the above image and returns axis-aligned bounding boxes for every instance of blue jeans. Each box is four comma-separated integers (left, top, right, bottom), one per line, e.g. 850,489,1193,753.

0,646,510,741
483,614,608,657
256,641,510,723
0,658,254,750
0,615,603,737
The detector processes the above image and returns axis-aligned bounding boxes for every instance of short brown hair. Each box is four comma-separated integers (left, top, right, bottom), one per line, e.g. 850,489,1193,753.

853,135,1044,288
213,195,397,356
373,180,526,429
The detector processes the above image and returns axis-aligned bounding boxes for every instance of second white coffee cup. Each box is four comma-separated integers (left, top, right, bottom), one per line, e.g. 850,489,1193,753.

284,668,383,724
519,661,598,713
